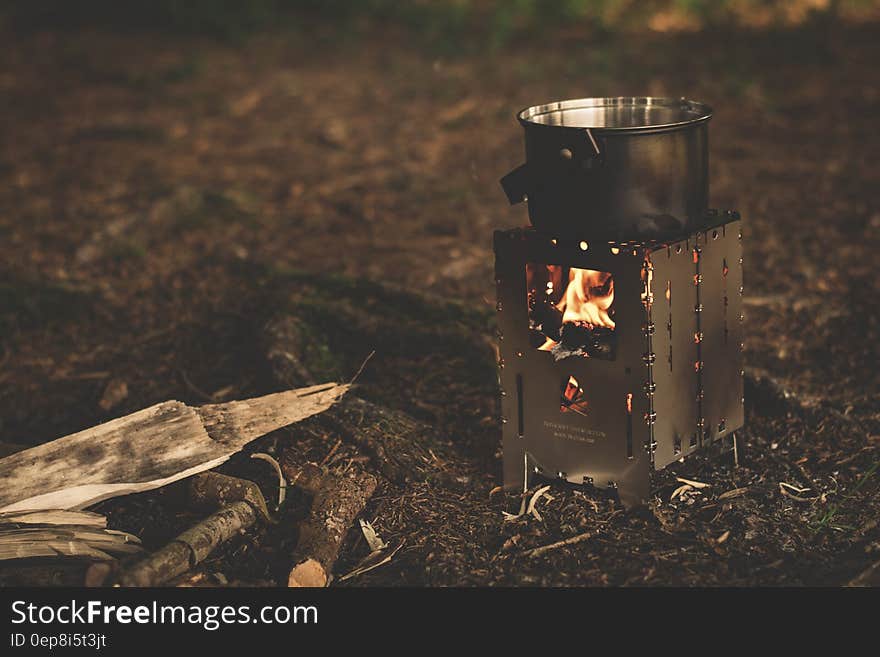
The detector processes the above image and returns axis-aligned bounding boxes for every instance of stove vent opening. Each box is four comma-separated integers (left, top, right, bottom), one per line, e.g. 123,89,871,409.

560,375,589,416
526,262,617,361
516,373,524,438
626,392,633,459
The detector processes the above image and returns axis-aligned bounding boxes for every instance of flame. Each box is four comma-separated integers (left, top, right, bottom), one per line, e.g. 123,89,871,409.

537,267,615,351
559,268,615,328
560,375,589,415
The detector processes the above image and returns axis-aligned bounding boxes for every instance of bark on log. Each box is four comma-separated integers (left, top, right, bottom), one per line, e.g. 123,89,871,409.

282,461,377,587
0,383,349,512
181,471,271,522
117,500,260,587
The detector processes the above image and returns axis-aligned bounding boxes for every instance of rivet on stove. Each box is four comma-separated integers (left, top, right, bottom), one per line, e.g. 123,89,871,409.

501,417,508,424
498,358,505,369
643,322,655,335
694,303,704,313
515,350,523,357
645,411,657,424
579,241,589,251
496,301,503,312
642,352,656,365
644,381,657,394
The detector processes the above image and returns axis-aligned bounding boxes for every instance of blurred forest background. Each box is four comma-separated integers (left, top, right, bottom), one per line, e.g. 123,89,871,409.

3,0,879,41
1,1,879,585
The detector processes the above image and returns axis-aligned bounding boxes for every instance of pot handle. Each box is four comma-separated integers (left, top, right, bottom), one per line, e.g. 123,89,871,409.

499,129,602,205
500,163,531,205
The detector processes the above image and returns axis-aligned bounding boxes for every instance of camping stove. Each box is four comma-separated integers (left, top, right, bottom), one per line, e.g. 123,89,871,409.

495,98,744,506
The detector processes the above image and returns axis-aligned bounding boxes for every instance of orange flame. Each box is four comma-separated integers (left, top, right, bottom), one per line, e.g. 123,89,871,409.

538,267,615,351
561,375,589,415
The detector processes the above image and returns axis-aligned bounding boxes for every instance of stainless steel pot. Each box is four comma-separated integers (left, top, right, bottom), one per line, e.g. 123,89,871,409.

500,97,712,240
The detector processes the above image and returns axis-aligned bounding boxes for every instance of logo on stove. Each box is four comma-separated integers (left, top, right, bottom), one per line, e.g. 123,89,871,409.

543,420,606,443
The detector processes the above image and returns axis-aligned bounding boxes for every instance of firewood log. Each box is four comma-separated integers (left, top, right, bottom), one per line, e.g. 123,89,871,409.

0,383,349,513
282,462,377,587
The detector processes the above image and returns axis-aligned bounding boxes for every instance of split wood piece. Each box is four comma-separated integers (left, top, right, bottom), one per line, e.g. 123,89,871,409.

282,461,377,587
117,500,260,587
0,382,349,513
0,510,141,562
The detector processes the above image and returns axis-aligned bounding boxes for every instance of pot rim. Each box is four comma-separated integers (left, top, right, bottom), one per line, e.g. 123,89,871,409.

517,96,713,133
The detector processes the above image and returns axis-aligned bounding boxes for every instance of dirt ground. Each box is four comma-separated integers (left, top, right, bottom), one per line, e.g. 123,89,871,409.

1,20,879,586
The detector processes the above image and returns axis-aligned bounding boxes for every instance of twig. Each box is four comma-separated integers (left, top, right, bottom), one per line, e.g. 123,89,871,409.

521,531,593,558
349,351,376,385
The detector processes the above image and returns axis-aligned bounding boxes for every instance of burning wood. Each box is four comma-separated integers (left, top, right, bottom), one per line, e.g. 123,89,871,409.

527,263,617,361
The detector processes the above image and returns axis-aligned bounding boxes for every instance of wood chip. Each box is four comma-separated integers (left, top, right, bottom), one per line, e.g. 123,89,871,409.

670,484,693,500
358,519,387,553
526,485,552,521
522,531,592,558
778,482,819,502
339,542,403,582
676,477,710,489
717,487,750,500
